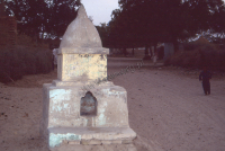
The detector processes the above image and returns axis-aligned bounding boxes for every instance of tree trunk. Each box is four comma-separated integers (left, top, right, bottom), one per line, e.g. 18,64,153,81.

149,46,152,57
143,46,151,60
153,43,158,64
173,39,178,53
132,48,135,56
123,47,127,57
145,46,149,55
153,43,157,55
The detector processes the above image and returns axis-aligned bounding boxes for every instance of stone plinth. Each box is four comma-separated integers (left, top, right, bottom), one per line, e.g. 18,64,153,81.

43,81,136,149
42,5,136,150
43,82,129,128
48,127,136,147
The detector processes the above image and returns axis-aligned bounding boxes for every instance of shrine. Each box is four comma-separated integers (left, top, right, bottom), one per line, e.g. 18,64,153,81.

42,5,136,150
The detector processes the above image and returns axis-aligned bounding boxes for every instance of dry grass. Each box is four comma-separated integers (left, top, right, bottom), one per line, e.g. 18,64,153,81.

0,45,53,83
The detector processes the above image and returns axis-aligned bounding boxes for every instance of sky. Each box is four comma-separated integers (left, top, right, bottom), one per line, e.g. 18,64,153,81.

82,0,119,25
82,0,225,26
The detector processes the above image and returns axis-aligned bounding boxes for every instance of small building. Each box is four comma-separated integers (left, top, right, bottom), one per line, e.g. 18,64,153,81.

164,43,174,61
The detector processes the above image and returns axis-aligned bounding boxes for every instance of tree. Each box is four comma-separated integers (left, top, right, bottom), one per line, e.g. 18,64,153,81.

108,0,225,54
45,0,81,38
96,23,110,47
4,0,81,41
208,0,225,43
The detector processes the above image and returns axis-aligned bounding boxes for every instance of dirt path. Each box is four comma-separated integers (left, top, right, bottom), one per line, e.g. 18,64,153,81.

0,58,225,151
109,60,225,151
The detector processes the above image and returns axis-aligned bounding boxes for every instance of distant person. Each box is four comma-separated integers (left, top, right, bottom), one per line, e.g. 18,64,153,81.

153,50,158,65
199,67,212,95
52,48,58,70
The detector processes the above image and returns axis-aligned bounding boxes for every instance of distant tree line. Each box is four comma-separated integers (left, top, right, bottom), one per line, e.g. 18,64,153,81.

97,0,225,54
1,0,225,51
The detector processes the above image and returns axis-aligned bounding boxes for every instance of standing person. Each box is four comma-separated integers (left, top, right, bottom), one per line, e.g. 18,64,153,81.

52,48,58,70
153,49,158,65
199,67,212,95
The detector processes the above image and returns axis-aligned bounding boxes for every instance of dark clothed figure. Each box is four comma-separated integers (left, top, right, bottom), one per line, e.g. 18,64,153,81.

199,70,212,95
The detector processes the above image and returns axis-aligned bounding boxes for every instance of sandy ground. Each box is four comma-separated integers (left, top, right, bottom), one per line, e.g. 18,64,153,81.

1,57,225,151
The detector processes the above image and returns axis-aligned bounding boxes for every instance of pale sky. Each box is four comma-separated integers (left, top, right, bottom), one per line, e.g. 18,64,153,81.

81,0,225,26
82,0,119,25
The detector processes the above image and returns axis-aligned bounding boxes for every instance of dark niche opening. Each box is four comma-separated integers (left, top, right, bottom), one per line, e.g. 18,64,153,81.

80,91,97,116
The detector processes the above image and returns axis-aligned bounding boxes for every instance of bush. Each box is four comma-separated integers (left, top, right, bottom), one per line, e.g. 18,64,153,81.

165,45,225,71
0,46,53,83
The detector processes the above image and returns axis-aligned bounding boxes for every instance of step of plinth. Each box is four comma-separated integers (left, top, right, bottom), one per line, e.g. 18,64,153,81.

48,127,136,148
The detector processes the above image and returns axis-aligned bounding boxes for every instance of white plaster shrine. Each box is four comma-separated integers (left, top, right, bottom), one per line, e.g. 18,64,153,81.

42,5,136,150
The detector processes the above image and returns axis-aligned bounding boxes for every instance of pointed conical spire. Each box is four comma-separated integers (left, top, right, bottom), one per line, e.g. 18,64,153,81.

60,5,102,50
77,4,88,19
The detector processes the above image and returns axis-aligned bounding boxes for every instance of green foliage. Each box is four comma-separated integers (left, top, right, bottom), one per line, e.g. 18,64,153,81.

0,46,53,83
44,0,81,37
108,0,225,51
96,23,111,47
3,0,81,40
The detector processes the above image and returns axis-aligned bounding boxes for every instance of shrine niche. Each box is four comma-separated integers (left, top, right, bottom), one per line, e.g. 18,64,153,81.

80,91,97,116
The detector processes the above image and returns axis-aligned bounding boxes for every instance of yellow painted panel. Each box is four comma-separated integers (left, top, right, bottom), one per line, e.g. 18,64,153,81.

60,54,107,81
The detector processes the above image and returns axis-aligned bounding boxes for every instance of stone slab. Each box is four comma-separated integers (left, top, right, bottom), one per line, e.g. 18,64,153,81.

48,127,136,148
51,144,137,151
58,47,109,55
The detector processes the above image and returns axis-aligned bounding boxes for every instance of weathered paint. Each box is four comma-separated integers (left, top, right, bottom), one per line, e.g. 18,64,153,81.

50,89,72,112
58,54,107,81
45,85,130,128
49,133,81,148
63,103,69,108
81,118,88,127
96,101,107,126
98,113,106,126
50,89,71,101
